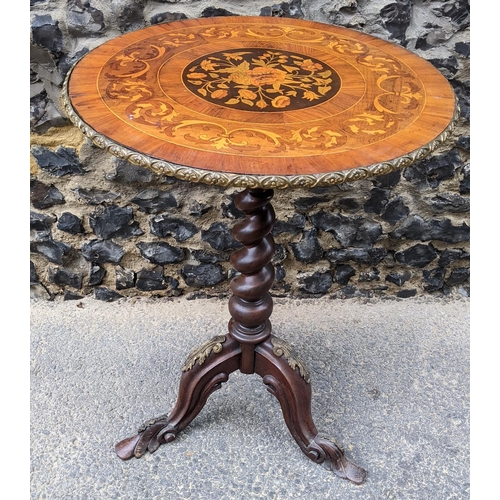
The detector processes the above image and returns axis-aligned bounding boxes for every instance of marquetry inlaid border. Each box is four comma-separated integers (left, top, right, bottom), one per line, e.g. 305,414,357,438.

61,69,459,189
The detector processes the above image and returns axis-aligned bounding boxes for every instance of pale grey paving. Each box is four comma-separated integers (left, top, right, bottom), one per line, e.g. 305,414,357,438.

30,295,470,499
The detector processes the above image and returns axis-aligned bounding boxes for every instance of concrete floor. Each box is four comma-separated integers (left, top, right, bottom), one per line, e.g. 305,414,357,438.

30,295,469,499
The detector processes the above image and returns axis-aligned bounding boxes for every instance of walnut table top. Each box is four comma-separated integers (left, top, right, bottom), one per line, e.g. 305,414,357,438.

63,16,457,188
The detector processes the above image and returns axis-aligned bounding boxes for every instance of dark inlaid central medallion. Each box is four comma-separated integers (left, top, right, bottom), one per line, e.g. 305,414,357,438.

182,48,341,112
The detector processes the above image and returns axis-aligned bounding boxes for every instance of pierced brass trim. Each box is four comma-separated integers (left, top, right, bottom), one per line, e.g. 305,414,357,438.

181,335,227,372
61,65,459,190
271,336,311,383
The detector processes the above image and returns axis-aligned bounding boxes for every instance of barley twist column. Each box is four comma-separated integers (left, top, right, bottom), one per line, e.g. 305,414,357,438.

228,188,276,374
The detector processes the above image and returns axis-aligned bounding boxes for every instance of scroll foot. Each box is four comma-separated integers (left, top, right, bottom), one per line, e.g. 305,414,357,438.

115,334,241,460
255,336,367,485
308,435,367,484
115,415,175,460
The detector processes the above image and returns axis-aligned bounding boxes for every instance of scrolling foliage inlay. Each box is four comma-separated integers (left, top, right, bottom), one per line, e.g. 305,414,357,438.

97,23,426,157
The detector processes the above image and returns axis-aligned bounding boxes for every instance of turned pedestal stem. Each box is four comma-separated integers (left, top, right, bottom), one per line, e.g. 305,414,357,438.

228,188,275,373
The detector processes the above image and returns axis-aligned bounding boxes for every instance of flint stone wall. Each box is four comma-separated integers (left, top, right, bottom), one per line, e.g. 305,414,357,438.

30,0,470,302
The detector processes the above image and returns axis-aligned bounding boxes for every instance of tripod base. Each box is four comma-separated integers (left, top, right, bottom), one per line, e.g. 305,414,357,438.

115,333,367,485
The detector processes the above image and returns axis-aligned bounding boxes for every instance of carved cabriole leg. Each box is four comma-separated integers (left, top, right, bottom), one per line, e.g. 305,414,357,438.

255,337,367,485
228,188,275,374
228,188,366,484
115,335,241,460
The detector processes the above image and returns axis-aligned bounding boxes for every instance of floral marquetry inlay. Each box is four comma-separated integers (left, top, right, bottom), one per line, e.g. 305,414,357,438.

182,49,341,111
65,16,457,186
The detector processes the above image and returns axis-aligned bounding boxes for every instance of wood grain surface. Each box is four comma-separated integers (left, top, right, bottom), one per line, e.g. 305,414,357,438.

65,16,457,183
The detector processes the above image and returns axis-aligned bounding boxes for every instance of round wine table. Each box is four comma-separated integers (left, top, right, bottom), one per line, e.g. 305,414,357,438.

63,16,457,485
